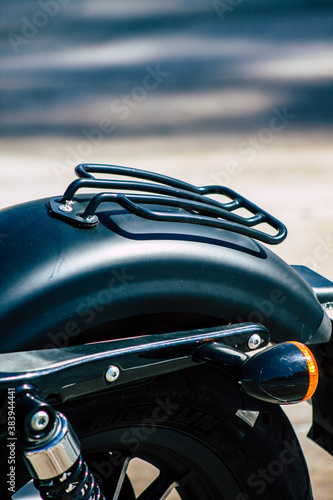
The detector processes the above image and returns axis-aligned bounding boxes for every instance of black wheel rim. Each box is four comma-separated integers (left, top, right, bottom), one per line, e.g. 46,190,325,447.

83,426,242,500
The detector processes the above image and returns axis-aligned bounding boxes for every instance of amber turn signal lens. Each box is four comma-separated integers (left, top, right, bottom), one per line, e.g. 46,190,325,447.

286,341,319,401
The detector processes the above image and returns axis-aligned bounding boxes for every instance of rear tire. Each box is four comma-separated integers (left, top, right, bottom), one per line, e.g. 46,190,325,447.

60,364,312,500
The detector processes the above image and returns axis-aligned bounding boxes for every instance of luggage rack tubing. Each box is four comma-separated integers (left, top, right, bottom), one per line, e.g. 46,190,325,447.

49,163,287,245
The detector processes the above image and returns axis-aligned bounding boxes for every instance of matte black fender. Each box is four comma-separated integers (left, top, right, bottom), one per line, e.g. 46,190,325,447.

0,197,330,352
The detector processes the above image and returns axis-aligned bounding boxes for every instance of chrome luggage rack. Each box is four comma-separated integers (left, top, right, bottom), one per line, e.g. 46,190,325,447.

49,163,287,245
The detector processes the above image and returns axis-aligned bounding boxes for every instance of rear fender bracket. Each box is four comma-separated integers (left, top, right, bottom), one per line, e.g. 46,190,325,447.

0,323,269,404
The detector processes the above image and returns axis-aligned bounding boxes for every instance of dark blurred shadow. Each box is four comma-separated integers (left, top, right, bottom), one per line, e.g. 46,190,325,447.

0,0,332,138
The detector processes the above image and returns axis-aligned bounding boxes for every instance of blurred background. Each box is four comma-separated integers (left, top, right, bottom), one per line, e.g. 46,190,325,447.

1,0,333,498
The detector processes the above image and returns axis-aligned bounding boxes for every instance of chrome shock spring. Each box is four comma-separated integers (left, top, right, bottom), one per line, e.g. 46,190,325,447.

35,455,106,500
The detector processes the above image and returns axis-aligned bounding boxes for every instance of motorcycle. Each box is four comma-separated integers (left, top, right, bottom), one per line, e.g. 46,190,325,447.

0,163,332,500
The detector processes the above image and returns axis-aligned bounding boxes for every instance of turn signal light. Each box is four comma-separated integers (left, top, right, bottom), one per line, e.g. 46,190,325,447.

239,341,319,404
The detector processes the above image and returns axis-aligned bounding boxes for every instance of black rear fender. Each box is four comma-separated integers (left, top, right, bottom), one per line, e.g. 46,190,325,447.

0,197,330,352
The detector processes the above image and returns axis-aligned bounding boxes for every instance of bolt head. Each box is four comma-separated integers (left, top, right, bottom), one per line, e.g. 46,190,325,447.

105,365,120,383
85,215,99,224
248,334,262,350
30,410,50,432
59,203,73,213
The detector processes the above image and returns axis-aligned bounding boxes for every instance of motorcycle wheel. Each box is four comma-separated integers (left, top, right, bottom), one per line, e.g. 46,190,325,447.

50,364,312,500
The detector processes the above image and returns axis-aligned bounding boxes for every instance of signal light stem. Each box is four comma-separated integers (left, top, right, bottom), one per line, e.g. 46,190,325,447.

193,342,248,372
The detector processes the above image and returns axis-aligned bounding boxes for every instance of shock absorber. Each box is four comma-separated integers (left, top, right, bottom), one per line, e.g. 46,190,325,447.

16,385,105,500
